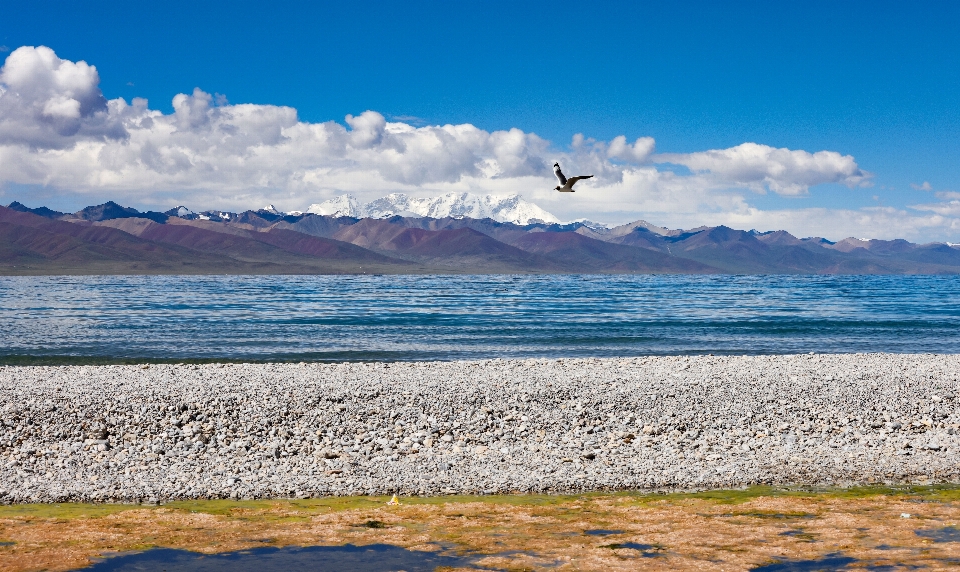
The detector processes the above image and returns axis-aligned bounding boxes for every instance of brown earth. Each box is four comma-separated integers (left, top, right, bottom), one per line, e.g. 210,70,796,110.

3,486,960,571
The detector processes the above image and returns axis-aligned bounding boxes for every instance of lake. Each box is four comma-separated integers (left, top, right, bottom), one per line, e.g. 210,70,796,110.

1,274,958,362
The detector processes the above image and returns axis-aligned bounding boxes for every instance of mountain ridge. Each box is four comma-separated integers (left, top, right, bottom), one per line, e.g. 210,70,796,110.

307,192,561,225
3,200,960,275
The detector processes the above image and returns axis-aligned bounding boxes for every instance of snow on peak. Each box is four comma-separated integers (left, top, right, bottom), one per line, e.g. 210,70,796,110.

261,204,283,215
307,195,363,218
306,192,559,225
567,219,611,231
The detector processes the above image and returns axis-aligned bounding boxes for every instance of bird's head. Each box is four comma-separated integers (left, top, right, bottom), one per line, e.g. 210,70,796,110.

554,186,562,191
553,162,560,168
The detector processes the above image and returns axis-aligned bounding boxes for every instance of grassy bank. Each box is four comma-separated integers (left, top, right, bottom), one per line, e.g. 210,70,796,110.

3,485,960,571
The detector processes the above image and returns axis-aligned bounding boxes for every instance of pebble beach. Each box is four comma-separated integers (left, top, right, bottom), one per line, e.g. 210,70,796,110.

1,354,958,503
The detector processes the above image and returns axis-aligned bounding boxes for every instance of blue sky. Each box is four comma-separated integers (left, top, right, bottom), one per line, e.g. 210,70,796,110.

1,0,959,241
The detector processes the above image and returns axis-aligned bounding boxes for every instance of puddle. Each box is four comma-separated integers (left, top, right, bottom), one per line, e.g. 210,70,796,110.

584,529,624,536
750,553,857,571
602,542,662,557
915,526,960,542
76,544,480,571
779,529,817,541
0,541,14,547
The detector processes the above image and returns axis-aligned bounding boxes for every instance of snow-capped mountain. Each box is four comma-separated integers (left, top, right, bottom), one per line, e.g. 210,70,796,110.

164,206,195,217
306,192,560,225
566,219,612,231
307,195,363,218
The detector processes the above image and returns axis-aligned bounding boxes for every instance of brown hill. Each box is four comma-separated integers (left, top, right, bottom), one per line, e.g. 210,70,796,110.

94,217,415,268
509,231,717,273
334,220,560,271
606,227,672,252
332,218,411,250
657,226,846,273
0,207,418,275
254,228,410,264
134,221,415,273
0,207,256,274
279,214,359,239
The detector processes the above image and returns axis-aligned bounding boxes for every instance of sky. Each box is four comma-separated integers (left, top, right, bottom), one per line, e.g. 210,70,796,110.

1,0,959,242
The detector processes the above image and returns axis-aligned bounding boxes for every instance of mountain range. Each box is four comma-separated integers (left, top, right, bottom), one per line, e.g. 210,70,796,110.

3,198,960,275
305,192,560,225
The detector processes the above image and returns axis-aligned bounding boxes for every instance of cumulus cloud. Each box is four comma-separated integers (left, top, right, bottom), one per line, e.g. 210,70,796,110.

660,206,960,243
0,46,125,149
656,143,871,196
910,195,960,217
0,46,956,242
912,181,933,191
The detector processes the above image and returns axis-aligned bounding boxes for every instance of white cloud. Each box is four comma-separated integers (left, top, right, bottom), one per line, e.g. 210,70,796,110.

910,197,960,217
0,46,125,149
912,181,933,191
657,206,960,243
0,46,957,243
655,143,871,196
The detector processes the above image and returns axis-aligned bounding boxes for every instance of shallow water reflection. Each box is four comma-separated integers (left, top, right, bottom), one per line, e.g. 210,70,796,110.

601,542,662,557
584,529,624,536
78,544,477,571
915,526,960,542
750,552,857,571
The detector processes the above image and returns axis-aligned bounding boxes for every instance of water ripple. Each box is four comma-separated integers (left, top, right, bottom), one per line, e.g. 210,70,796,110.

0,274,958,361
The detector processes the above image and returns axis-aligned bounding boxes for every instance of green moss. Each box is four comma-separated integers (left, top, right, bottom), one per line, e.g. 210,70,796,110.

0,503,142,519
391,493,585,507
4,484,960,521
619,483,960,505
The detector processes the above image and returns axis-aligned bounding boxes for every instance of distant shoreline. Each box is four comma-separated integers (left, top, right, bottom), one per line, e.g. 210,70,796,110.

0,350,956,367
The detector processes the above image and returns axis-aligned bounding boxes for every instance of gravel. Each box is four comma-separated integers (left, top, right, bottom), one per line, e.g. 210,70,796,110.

1,354,958,503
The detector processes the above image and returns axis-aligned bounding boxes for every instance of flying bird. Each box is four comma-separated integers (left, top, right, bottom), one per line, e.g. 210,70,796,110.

553,163,593,192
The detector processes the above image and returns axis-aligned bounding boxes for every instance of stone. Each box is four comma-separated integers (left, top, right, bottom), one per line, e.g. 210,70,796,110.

0,354,958,501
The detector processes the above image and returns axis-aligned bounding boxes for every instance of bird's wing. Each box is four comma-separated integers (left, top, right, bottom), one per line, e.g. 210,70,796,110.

568,175,594,186
554,164,567,185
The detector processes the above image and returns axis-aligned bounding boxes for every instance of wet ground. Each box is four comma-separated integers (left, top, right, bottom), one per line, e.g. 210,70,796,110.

4,485,960,571
81,544,475,571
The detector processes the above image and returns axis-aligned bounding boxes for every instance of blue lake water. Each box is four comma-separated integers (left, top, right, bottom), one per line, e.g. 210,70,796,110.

0,274,958,362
